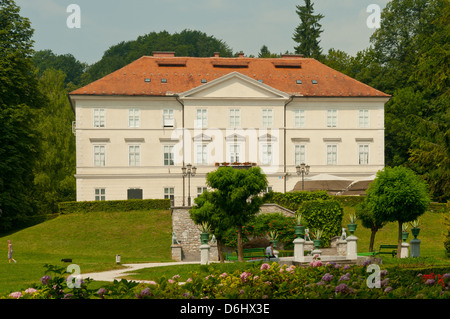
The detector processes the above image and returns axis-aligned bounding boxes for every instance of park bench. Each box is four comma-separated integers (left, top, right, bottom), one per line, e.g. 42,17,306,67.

373,244,398,257
225,248,272,261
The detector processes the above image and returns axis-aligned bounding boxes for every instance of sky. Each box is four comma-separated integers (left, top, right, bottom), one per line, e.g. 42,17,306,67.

15,0,390,65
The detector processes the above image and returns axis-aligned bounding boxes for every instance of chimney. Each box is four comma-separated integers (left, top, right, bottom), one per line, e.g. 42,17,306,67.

153,51,175,57
214,52,220,58
238,51,244,58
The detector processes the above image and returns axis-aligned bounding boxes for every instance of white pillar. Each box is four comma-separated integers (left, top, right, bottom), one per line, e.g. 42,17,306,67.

400,242,409,258
200,244,210,265
346,235,358,260
293,237,305,262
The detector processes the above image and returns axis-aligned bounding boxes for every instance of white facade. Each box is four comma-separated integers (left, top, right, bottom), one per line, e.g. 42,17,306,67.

70,57,389,205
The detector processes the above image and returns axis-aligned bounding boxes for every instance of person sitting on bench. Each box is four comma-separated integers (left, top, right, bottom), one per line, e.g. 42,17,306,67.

266,242,276,259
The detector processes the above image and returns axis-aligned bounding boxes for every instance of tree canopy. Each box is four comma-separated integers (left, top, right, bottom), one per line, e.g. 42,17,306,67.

82,29,234,84
365,166,430,257
201,167,268,262
0,0,45,231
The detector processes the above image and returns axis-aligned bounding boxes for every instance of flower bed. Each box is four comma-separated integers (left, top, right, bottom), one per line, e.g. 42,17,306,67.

2,262,449,299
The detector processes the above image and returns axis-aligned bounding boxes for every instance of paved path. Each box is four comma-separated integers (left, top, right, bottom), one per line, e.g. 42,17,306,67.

81,261,201,283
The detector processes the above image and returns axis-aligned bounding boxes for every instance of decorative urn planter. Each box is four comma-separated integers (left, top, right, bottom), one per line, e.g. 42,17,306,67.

200,233,209,245
313,239,321,249
347,223,357,235
294,225,305,238
402,231,409,242
411,227,420,239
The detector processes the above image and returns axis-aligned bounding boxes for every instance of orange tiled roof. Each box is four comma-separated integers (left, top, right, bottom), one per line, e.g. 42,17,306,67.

70,53,389,98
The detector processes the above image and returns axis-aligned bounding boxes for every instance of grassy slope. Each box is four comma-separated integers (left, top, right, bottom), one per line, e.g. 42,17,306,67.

345,208,449,258
0,210,172,294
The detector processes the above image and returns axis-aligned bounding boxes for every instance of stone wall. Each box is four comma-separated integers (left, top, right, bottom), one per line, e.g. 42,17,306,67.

171,204,295,261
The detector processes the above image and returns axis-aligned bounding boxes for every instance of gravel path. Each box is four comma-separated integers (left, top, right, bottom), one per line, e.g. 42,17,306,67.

81,261,201,283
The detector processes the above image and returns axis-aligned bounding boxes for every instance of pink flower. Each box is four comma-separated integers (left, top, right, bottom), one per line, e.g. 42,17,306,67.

240,271,251,283
148,281,157,285
9,291,22,299
24,288,37,295
186,278,192,283
219,272,227,278
168,279,175,284
310,260,323,267
172,274,180,280
260,263,271,270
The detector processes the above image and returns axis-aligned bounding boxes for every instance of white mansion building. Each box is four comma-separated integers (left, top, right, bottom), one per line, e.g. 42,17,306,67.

69,52,390,205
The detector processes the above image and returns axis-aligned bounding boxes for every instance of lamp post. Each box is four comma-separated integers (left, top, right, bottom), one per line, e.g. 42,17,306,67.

296,163,310,191
182,163,197,206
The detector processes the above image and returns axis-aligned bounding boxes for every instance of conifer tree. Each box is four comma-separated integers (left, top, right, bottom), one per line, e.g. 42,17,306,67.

292,0,324,59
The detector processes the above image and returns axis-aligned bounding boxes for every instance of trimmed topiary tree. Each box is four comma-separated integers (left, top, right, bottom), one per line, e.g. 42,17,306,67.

365,166,431,258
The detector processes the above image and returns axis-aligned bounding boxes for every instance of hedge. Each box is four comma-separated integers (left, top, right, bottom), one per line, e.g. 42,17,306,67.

58,199,171,214
297,199,344,247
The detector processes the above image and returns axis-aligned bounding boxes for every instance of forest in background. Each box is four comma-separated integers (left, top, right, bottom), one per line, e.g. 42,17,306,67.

0,0,448,232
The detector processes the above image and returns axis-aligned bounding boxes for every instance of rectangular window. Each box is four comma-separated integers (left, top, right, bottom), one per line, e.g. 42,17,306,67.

195,144,208,165
95,188,105,201
128,145,141,166
229,144,240,163
294,109,305,128
359,109,369,128
359,144,369,165
93,108,105,127
327,144,337,165
327,109,337,128
163,145,174,166
262,109,273,128
295,144,306,165
164,187,174,201
197,187,208,197
163,109,174,127
195,109,208,128
94,145,105,166
229,109,241,128
261,144,273,165
128,108,140,127
127,188,143,199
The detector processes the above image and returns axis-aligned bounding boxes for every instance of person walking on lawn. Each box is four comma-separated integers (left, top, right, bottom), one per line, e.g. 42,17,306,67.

8,240,16,264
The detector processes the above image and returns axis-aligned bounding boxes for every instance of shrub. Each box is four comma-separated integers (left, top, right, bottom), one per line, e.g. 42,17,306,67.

267,191,331,211
58,199,171,214
222,213,296,249
444,210,450,254
297,199,344,247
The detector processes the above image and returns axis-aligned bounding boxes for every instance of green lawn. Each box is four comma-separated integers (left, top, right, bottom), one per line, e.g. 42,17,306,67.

345,208,449,260
0,210,173,294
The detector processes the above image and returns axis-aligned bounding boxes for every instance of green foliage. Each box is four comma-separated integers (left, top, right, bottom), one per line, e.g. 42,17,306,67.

267,191,331,211
32,50,87,86
83,29,233,83
297,199,344,247
366,166,431,224
292,0,324,59
32,69,76,214
205,167,268,261
222,213,296,249
0,0,44,231
58,199,171,214
444,210,450,254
